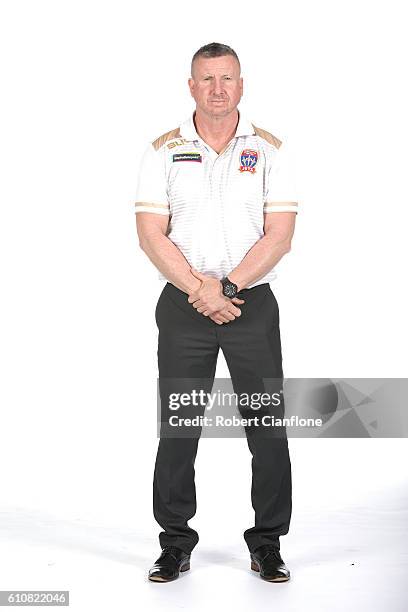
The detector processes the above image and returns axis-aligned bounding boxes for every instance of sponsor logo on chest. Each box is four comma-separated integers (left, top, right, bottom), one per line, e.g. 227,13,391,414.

173,152,202,163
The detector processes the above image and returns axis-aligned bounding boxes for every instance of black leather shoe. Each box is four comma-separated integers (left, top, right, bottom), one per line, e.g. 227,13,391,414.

250,544,290,582
148,546,191,582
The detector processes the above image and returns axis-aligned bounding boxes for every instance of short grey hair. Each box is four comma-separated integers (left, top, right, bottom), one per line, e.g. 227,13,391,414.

191,42,241,77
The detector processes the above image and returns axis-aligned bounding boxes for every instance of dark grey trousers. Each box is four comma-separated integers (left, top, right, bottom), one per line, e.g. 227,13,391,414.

153,281,292,554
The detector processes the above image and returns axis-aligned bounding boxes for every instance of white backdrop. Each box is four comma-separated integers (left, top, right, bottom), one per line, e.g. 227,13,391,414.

0,1,407,611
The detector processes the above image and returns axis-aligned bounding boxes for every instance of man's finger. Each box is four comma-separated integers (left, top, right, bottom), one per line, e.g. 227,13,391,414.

228,306,241,317
211,317,224,325
216,313,230,322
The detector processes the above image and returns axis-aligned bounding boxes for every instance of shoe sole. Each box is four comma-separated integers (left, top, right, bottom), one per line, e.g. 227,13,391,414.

148,562,190,582
250,560,290,582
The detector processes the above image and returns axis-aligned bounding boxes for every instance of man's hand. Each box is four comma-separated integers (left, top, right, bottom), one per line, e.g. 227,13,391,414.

187,268,245,323
209,300,245,325
188,268,225,314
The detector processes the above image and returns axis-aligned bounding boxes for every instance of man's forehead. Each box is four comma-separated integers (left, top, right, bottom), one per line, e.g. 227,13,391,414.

193,56,240,76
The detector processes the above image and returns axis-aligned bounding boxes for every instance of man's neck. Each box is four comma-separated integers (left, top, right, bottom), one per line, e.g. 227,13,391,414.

193,108,239,146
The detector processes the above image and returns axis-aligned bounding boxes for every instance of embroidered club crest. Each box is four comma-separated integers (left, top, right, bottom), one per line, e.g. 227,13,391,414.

239,149,258,173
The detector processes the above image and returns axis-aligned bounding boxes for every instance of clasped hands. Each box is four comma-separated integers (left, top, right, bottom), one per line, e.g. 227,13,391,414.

187,268,245,325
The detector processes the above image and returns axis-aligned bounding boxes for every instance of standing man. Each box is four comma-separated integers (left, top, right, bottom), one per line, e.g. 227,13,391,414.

135,42,299,583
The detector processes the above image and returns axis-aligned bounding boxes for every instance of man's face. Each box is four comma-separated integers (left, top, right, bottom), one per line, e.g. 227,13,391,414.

188,55,243,118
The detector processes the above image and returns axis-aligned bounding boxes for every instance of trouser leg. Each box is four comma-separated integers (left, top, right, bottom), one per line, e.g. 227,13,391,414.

153,283,219,554
219,283,292,553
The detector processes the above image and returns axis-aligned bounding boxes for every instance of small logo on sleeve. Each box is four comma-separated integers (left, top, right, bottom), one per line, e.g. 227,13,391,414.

239,149,258,173
173,152,202,163
167,139,189,149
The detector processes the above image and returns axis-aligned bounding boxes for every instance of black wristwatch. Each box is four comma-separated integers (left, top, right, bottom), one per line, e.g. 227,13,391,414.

221,276,238,298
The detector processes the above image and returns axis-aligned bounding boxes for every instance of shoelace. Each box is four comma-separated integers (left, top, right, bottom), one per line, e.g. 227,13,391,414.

159,546,184,561
258,546,283,563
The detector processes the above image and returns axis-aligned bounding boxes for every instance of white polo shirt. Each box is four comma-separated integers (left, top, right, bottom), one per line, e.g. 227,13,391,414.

135,109,299,288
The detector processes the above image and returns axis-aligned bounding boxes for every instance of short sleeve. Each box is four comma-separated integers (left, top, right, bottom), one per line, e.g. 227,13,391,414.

263,139,299,214
134,143,170,215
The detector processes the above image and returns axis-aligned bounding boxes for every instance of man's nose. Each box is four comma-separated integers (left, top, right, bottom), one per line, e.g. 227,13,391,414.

211,79,225,95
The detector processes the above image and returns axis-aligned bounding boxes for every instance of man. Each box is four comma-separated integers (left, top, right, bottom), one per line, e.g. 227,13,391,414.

135,42,298,583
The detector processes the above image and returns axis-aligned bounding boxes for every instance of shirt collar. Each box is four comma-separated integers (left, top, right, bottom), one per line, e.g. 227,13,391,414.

179,109,255,142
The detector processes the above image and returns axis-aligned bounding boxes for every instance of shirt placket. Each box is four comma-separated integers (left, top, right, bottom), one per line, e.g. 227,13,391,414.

202,139,235,270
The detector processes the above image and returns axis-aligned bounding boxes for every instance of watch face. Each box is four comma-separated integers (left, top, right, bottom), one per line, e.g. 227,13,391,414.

223,283,237,297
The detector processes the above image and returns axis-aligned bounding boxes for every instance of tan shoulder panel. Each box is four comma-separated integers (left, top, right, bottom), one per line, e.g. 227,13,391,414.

252,124,282,149
152,127,182,151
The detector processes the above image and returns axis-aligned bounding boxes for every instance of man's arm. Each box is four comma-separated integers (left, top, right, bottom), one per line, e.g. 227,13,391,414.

187,211,296,314
136,212,244,323
227,211,297,291
136,211,201,294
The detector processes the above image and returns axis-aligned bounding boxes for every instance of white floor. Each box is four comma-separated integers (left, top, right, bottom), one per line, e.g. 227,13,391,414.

1,482,407,612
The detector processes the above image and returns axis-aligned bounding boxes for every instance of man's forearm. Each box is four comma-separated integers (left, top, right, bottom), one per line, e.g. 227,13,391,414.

227,232,292,291
139,231,201,294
